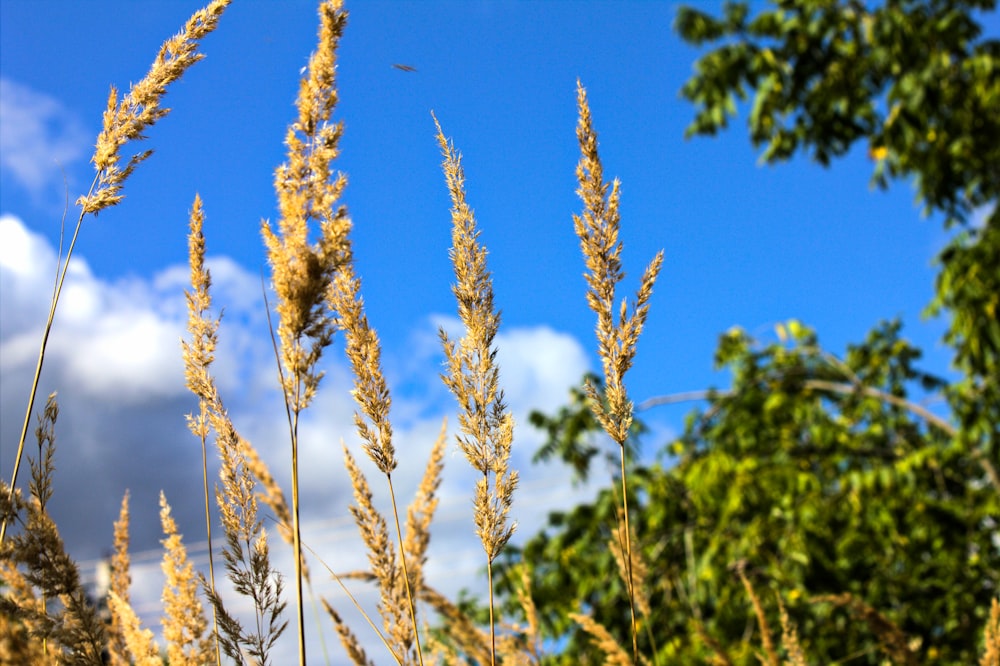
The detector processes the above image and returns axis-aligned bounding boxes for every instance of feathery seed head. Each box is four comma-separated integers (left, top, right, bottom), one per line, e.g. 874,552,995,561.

79,0,231,214
159,492,213,666
343,444,414,655
107,491,132,666
182,195,220,443
265,0,352,415
330,264,397,474
574,81,664,447
435,116,517,562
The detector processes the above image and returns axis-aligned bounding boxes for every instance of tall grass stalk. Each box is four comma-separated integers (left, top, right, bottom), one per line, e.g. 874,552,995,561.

261,1,352,660
572,81,664,662
183,196,288,664
331,257,427,664
435,116,518,665
1,0,231,546
182,194,222,664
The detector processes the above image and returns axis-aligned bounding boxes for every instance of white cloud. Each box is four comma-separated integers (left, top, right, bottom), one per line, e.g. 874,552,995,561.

495,324,591,415
1,215,606,664
0,78,90,196
0,216,269,403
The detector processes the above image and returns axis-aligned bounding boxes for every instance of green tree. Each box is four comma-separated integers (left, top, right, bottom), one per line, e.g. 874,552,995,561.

496,322,998,664
470,1,1000,663
675,0,999,221
675,0,999,471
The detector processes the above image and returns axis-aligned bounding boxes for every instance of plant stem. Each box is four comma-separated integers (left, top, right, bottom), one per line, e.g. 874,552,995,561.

1,176,97,545
487,553,497,666
387,474,425,666
291,411,306,666
620,444,638,663
199,419,221,666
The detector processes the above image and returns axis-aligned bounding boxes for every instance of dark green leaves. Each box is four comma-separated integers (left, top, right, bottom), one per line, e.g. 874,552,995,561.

677,0,1000,222
494,322,998,663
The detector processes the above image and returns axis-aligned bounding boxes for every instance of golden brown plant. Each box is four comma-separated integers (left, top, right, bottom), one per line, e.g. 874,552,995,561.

573,80,664,660
80,0,231,215
0,560,55,666
107,591,161,666
609,519,651,621
569,612,638,666
983,598,1000,666
181,193,223,664
435,116,518,666
609,512,659,659
735,563,779,666
777,596,807,666
324,597,377,666
160,491,215,666
330,262,396,475
341,445,411,664
812,592,917,665
323,116,435,661
1,0,232,547
240,437,306,577
513,565,541,660
693,620,735,666
325,422,448,665
107,491,132,666
419,585,492,665
0,394,107,663
402,419,448,598
262,1,353,658
205,427,288,665
182,194,288,664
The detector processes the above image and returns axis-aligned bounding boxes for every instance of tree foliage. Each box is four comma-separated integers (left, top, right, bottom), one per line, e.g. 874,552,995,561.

496,322,998,664
676,0,1000,222
470,1,1000,664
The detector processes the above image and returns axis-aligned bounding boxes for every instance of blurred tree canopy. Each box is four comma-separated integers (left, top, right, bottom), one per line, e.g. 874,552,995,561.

494,322,998,664
676,0,999,222
464,1,999,664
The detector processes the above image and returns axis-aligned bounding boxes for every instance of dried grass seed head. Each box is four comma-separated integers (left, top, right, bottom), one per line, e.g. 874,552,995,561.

107,491,132,666
81,0,231,214
573,81,664,446
331,265,396,474
434,117,518,561
159,492,213,666
264,0,352,413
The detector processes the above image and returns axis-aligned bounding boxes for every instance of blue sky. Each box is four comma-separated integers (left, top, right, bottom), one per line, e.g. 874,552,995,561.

2,0,993,662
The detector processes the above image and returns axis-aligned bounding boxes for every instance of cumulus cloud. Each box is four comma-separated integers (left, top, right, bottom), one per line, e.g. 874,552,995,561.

0,78,90,197
1,213,606,663
0,216,268,403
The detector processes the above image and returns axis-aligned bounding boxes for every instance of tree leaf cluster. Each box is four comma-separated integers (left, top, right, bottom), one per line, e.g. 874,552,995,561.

495,322,998,664
677,0,1000,222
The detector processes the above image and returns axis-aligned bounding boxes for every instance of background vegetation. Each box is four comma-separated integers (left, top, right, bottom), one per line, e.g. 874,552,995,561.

1,1,998,664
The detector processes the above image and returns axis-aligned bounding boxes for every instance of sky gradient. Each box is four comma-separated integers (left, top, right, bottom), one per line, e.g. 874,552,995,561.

2,1,993,662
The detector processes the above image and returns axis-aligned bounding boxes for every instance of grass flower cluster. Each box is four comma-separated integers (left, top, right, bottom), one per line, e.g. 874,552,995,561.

1,1,998,665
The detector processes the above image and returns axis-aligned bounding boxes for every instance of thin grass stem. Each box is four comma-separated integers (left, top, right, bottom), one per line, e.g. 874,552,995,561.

387,475,425,666
619,446,637,662
290,413,306,665
2,176,97,545
198,418,221,666
301,541,403,665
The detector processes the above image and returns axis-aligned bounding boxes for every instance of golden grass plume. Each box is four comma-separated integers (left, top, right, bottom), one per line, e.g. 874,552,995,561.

983,597,1000,666
106,491,132,666
160,491,215,665
434,115,518,665
573,79,664,661
0,394,107,664
81,0,231,214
